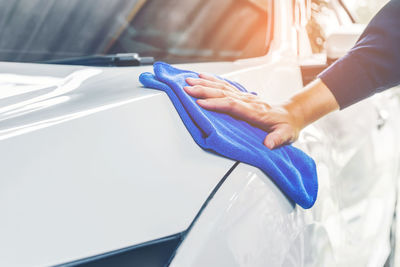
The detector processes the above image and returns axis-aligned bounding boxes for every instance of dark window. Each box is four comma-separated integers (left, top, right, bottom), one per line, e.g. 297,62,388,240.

0,0,273,64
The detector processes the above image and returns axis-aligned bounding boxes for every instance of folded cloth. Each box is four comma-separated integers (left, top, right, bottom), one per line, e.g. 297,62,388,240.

139,62,318,209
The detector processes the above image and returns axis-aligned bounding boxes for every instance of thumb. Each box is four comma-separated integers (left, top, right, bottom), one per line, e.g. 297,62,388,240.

264,127,292,149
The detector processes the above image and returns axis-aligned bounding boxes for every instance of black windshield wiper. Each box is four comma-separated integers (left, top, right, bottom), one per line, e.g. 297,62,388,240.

42,53,154,67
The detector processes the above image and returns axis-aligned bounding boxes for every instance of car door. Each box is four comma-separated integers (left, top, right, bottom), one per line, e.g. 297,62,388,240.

296,0,400,265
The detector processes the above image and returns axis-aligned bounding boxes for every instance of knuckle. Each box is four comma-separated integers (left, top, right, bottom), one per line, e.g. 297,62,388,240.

222,81,232,88
193,85,204,91
239,93,251,101
255,103,271,116
245,93,257,100
225,96,238,109
225,96,235,104
221,80,231,86
222,84,231,91
258,103,269,112
260,111,271,122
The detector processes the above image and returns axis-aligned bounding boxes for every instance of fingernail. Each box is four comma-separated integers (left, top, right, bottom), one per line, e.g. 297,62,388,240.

184,86,192,91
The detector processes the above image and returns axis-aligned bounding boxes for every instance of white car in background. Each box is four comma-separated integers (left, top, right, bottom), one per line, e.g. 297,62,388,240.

1,0,399,266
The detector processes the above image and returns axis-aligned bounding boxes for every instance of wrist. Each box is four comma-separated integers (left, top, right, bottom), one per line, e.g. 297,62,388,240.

282,99,306,131
286,79,339,128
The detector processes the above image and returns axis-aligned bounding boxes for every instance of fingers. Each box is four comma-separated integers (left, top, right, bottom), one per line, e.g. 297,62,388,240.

183,84,252,101
196,97,262,123
184,81,257,103
263,126,295,149
195,74,258,100
185,79,297,150
184,84,257,103
196,97,241,113
198,73,231,84
186,76,239,93
184,85,231,99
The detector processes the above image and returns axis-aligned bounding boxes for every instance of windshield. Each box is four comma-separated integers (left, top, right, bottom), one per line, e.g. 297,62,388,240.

0,0,273,64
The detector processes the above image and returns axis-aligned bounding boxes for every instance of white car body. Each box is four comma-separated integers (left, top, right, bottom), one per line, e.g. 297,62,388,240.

1,0,400,266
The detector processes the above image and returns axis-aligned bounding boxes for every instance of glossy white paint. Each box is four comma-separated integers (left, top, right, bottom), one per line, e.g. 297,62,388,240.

171,91,400,267
1,0,399,266
0,55,324,266
170,163,304,267
0,63,242,266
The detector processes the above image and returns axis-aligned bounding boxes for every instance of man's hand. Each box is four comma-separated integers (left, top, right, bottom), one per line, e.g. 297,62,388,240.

184,75,339,149
184,74,305,149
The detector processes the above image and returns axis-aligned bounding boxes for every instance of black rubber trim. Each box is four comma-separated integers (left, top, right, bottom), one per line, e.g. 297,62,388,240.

166,161,240,265
56,233,183,267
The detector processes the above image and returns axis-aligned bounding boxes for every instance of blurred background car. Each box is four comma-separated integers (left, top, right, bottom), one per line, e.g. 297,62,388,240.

0,0,399,266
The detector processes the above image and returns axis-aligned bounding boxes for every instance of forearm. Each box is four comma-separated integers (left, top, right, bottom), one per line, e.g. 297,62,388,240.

318,0,400,109
283,78,339,129
185,75,339,149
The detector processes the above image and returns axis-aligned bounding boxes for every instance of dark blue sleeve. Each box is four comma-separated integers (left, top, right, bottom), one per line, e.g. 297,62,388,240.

318,0,400,109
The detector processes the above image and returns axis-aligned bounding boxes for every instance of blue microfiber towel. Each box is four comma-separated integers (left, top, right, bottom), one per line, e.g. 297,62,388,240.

139,62,318,209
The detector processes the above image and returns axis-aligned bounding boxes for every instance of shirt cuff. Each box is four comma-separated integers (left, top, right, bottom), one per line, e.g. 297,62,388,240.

318,53,376,109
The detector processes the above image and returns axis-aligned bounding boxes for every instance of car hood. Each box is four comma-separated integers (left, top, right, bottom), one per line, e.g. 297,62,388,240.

0,61,238,266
